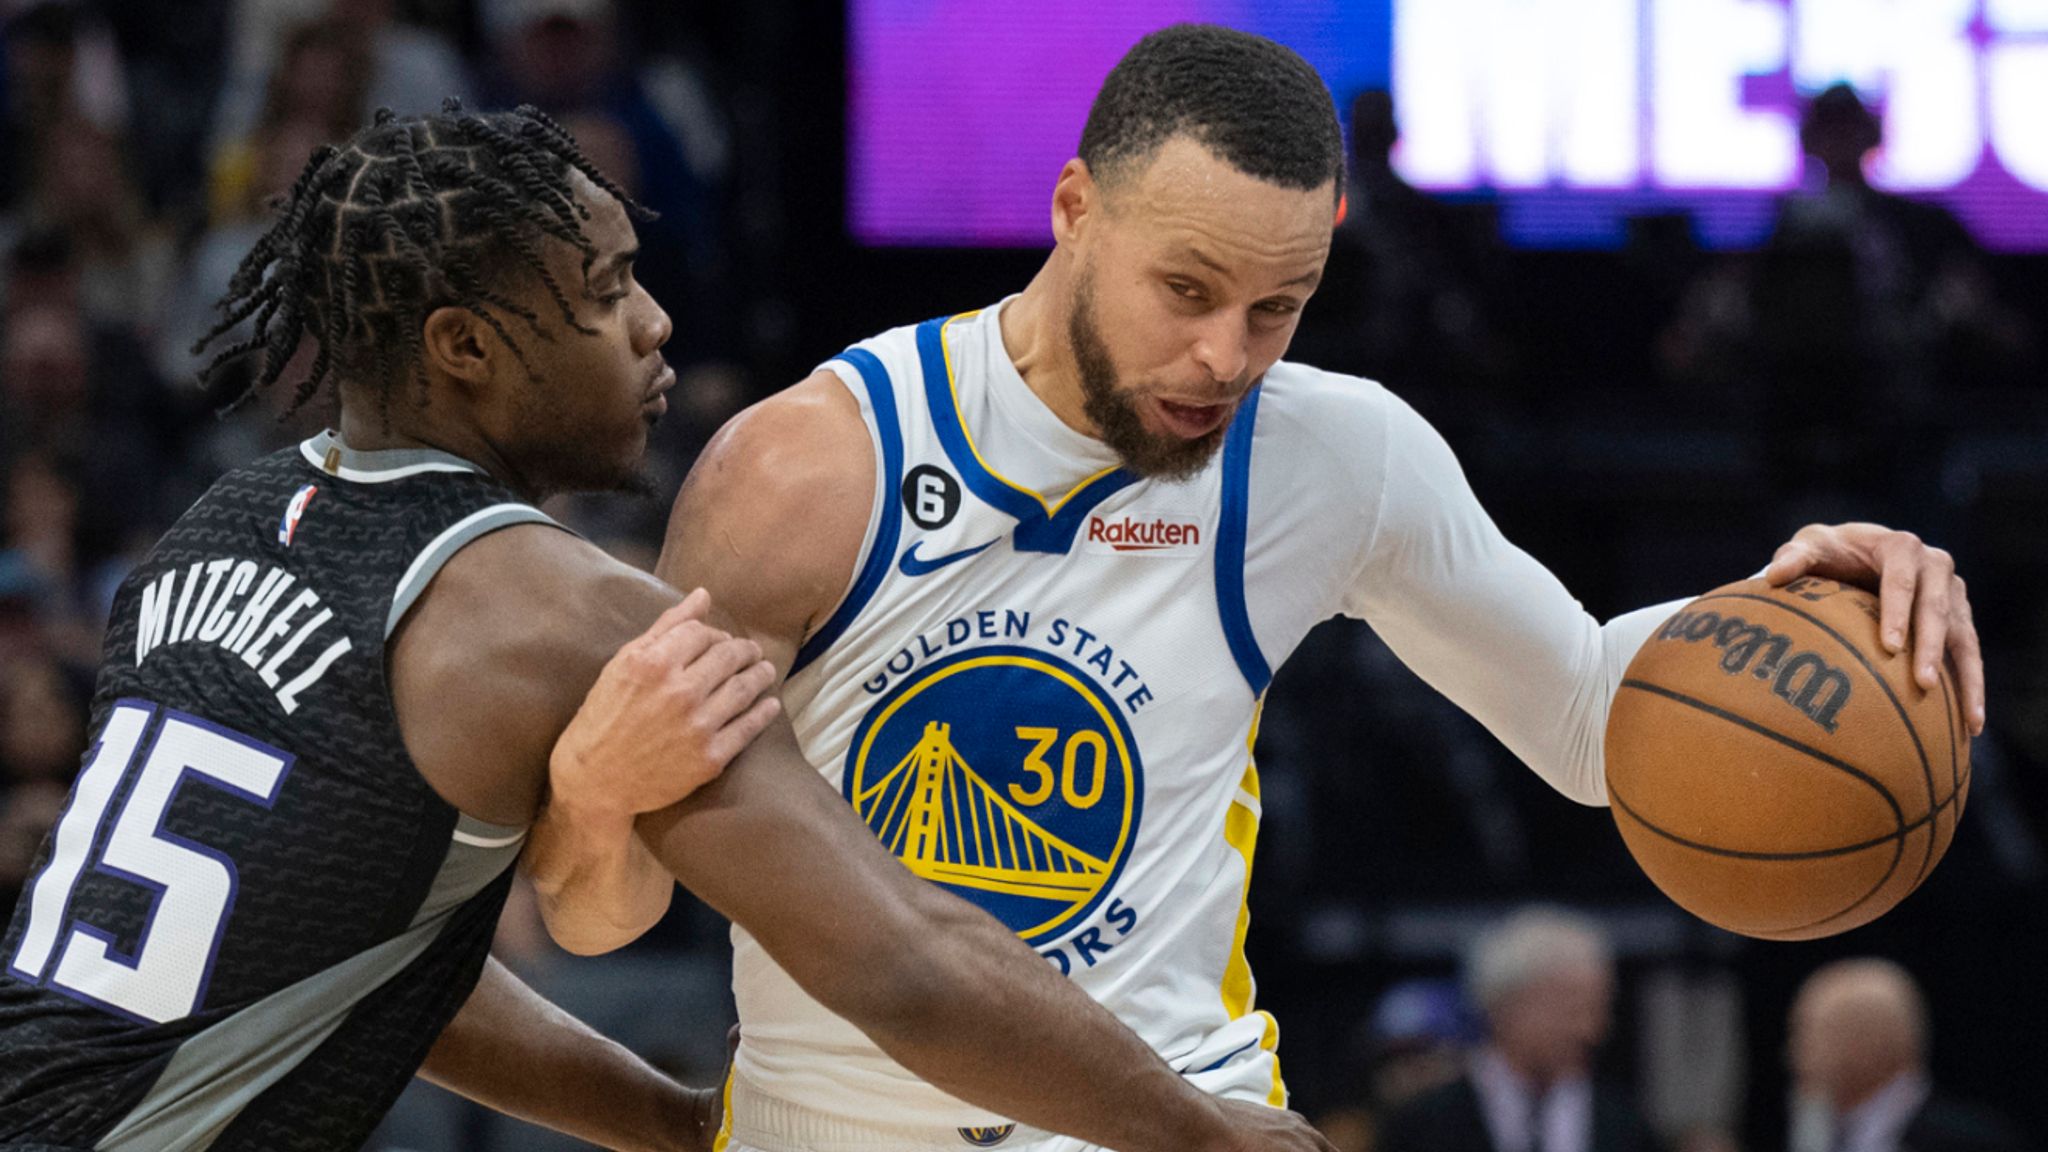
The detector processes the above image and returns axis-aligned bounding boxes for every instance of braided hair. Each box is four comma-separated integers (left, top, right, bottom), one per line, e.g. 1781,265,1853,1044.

195,100,652,419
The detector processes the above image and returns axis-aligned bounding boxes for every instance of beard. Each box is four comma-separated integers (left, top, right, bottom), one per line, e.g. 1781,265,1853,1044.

1068,270,1233,482
504,374,661,499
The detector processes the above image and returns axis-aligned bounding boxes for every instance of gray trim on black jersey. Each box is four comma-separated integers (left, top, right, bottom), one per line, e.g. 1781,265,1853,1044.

386,503,560,638
298,432,483,483
294,432,567,639
415,817,527,930
91,833,524,1151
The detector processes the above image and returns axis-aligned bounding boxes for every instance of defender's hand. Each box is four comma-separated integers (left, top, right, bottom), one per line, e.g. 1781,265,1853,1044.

550,589,781,828
1204,1099,1338,1152
1764,522,1984,735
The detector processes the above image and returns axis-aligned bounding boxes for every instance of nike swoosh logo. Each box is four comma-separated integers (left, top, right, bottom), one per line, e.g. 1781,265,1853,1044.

898,539,996,577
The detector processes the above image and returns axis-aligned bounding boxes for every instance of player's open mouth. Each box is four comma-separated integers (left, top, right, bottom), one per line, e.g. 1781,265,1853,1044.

1153,397,1230,439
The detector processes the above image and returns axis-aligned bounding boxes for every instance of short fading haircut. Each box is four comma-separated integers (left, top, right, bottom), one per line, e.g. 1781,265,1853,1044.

1077,24,1344,201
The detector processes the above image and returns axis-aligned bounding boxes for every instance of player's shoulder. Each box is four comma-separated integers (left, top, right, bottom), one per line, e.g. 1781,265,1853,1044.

829,316,930,381
692,369,875,507
389,524,673,824
665,370,878,648
401,522,671,675
1250,359,1406,460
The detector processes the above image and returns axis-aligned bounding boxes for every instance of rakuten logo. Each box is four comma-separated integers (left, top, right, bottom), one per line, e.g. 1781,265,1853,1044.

1085,516,1203,553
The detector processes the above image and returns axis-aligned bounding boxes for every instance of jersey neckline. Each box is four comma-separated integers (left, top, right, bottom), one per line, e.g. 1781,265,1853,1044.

299,431,488,484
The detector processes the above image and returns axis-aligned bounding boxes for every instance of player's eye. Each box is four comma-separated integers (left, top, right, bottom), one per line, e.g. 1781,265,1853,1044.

1165,279,1204,302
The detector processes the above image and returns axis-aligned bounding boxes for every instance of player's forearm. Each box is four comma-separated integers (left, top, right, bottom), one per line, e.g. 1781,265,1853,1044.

421,957,711,1152
637,723,1232,1152
821,888,1232,1152
525,799,673,955
1353,397,1694,806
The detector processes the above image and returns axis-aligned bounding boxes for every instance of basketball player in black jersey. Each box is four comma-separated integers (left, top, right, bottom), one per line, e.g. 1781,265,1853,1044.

0,104,1331,1152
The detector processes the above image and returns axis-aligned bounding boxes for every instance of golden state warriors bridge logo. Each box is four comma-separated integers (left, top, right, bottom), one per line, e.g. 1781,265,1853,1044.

844,647,1142,945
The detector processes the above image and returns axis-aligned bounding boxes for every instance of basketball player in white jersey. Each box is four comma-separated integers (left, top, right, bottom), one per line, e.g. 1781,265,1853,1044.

542,23,1984,1152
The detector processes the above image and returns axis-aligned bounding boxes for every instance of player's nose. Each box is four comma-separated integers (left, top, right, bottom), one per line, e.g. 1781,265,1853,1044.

1188,314,1248,386
637,291,674,355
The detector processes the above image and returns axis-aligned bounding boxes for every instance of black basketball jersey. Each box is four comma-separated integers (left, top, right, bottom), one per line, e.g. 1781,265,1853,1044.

0,432,559,1152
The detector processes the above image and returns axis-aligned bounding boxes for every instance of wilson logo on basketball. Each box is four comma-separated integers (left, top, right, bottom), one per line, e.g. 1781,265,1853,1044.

1084,515,1201,553
1654,609,1853,732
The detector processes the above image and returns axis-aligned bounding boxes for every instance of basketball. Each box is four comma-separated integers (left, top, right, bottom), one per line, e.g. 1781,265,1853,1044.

1605,576,1970,941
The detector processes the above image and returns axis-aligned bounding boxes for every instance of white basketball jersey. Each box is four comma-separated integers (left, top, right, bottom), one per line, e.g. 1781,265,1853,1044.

732,305,1288,1132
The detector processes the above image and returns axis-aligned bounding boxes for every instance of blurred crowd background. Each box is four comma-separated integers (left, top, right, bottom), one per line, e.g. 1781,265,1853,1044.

0,2,2042,1151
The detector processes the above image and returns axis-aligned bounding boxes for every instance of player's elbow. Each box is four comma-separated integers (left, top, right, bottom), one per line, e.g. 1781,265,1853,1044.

1517,730,1611,808
1544,729,1612,807
1558,766,1610,808
535,891,668,957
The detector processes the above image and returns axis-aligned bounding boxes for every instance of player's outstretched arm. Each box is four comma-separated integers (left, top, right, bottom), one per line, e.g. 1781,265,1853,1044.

1337,395,1984,808
419,957,714,1152
389,525,776,956
386,528,778,1150
635,716,1325,1152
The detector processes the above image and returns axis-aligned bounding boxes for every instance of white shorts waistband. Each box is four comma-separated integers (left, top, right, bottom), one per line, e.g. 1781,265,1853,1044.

727,1073,1046,1152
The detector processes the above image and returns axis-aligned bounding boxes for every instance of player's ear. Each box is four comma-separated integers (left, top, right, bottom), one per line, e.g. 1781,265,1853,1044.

1051,158,1098,247
420,305,493,392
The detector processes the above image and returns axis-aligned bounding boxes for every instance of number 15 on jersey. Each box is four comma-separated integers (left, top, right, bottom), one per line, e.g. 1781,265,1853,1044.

8,700,294,1025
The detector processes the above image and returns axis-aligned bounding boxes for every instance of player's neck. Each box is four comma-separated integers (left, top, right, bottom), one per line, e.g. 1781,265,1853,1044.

1003,267,1103,444
333,387,538,500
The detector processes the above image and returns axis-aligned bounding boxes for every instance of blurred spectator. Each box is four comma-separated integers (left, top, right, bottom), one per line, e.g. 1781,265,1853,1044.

0,642,85,910
100,0,231,222
1379,908,1658,1152
2,234,187,613
0,0,128,216
1318,979,1478,1152
16,113,176,332
212,0,471,152
207,18,367,227
1754,84,2027,511
1786,959,2035,1152
1367,980,1472,1111
480,0,735,363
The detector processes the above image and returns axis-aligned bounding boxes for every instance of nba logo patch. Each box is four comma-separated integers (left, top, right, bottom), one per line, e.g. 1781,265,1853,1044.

279,484,318,546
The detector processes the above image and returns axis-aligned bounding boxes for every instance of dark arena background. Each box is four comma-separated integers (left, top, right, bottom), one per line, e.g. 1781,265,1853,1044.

1,1,2043,1150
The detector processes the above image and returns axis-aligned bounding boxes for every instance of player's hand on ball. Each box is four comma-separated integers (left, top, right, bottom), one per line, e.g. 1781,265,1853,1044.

550,588,781,827
1207,1099,1338,1152
1764,522,1984,735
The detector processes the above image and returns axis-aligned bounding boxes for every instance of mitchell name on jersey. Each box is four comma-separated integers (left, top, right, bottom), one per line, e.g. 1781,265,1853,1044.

130,552,354,715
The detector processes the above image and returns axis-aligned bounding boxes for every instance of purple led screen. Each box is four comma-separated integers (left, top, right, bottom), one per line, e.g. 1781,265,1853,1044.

849,0,2048,251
